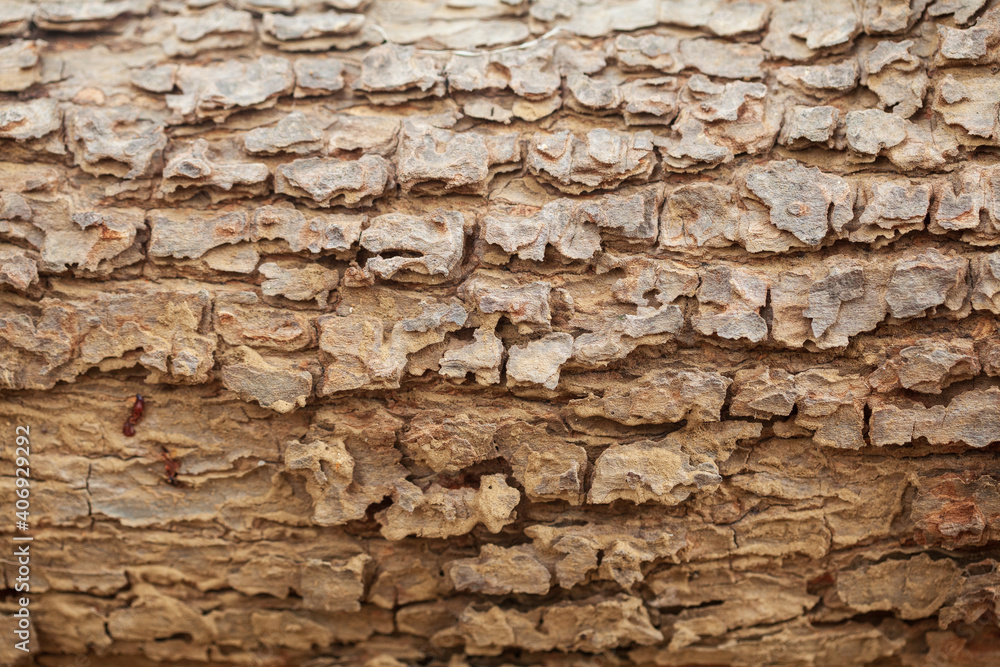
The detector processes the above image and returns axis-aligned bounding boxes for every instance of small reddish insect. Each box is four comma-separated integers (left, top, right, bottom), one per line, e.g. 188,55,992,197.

160,446,181,486
122,393,145,437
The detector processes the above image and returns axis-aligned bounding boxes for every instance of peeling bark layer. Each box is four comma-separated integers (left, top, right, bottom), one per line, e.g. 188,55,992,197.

1,1,1000,665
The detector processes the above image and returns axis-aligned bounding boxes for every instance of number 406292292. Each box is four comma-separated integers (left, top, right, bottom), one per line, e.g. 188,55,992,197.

15,425,30,524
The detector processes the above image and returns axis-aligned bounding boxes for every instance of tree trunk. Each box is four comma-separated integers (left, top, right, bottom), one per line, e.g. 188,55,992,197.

1,0,999,665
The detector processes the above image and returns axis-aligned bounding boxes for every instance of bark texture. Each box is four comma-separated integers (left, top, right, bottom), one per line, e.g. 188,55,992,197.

1,0,1000,665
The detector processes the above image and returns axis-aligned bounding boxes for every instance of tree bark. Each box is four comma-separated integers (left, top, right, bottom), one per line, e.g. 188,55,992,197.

1,0,1000,665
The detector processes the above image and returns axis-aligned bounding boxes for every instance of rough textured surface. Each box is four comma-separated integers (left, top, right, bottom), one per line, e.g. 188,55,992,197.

2,2,1000,666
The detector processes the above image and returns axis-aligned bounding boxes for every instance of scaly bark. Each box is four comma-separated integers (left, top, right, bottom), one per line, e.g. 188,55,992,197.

1,0,1000,665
